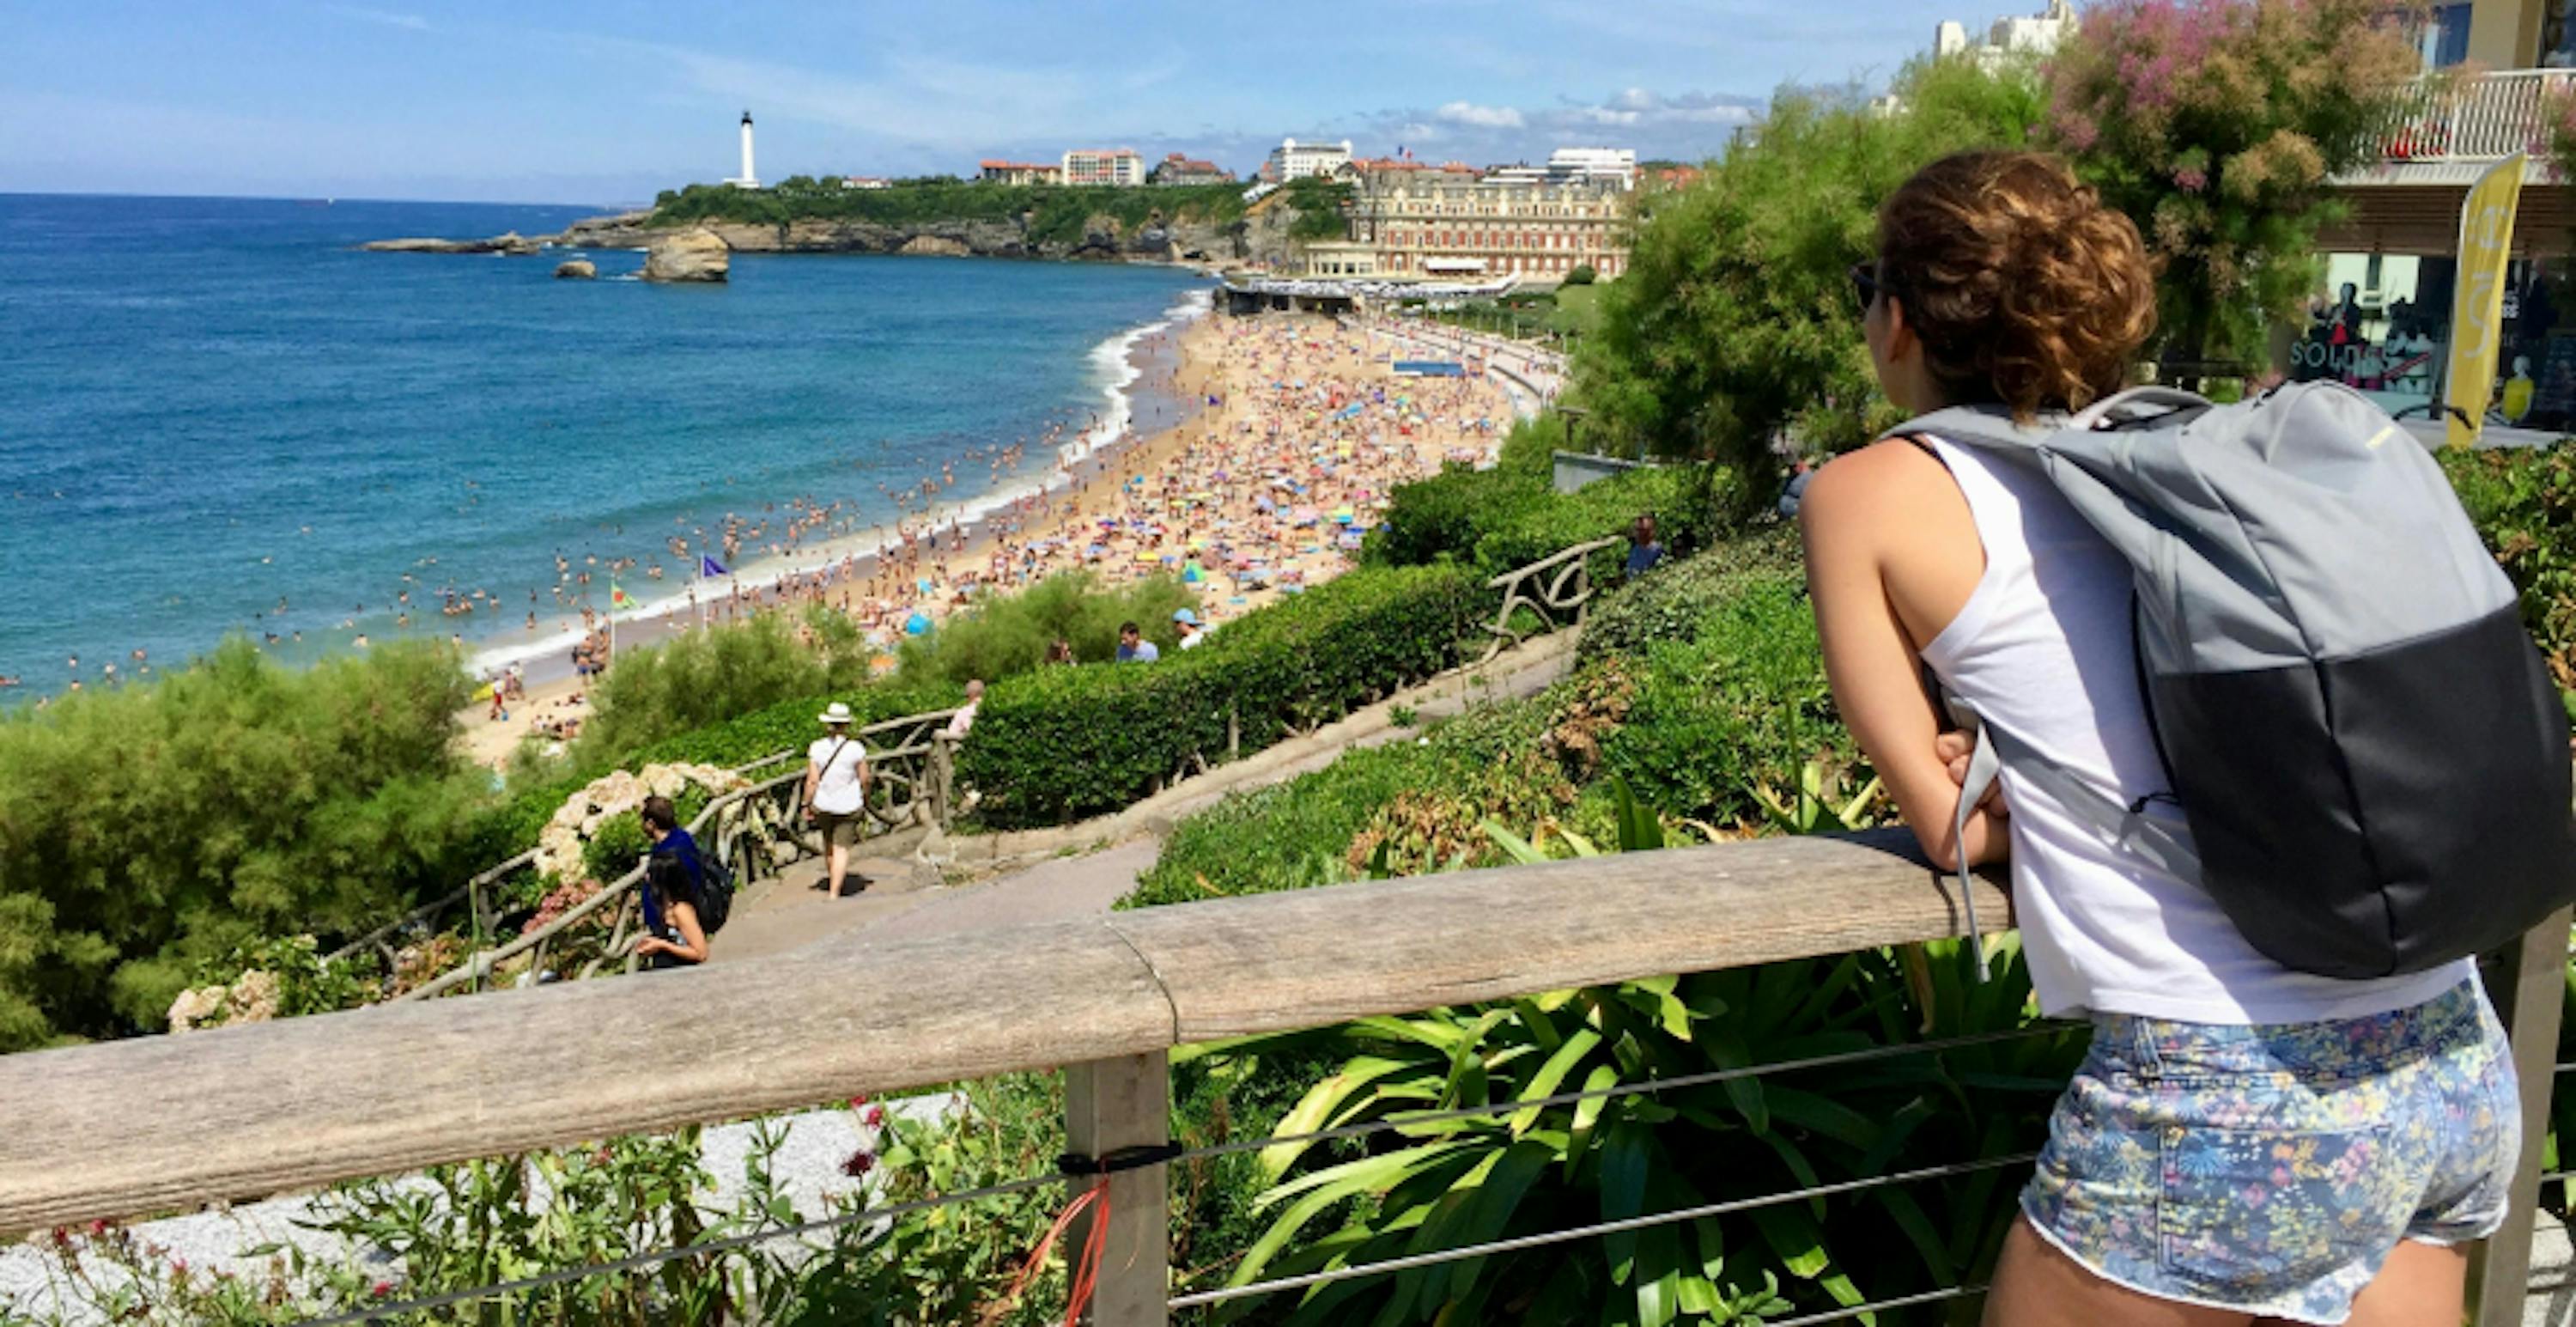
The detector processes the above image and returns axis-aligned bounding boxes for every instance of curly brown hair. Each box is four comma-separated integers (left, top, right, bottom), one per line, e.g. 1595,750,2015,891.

1876,150,2157,422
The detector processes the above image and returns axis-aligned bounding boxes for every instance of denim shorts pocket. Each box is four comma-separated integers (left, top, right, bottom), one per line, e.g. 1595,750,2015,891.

2159,1124,2394,1296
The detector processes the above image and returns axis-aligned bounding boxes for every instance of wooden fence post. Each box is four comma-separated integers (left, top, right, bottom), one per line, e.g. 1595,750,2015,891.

2470,908,2570,1327
1064,1051,1170,1327
929,736,954,829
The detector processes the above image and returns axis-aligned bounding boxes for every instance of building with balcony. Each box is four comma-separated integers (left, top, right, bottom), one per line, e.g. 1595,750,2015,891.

978,160,1061,186
1341,157,1633,284
1061,149,1146,188
1149,154,1235,186
1259,138,1356,184
2302,0,2576,428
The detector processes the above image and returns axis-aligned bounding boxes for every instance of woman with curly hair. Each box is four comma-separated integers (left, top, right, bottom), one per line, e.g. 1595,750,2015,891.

1801,151,2514,1325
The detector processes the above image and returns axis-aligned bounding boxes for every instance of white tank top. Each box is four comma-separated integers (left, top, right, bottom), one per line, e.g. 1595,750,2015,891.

1916,436,2470,1024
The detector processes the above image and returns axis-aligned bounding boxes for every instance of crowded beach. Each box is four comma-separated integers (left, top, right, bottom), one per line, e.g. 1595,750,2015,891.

457,310,1524,765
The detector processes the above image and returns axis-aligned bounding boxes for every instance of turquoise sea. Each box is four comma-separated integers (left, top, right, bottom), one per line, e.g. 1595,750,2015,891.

0,193,1207,699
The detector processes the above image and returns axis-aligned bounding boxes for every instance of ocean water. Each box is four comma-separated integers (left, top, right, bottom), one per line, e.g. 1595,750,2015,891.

0,193,1206,698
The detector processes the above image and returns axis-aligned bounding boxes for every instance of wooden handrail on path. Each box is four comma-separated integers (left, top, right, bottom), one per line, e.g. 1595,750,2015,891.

0,830,1998,1232
0,833,2562,1327
1483,536,1619,661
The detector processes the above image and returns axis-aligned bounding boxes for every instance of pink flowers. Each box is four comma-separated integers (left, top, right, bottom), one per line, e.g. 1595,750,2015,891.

373,1280,395,1298
842,1148,877,1178
2172,166,2208,192
864,1104,885,1128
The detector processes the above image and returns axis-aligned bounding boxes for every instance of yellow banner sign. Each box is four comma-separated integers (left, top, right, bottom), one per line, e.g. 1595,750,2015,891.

2444,152,2525,448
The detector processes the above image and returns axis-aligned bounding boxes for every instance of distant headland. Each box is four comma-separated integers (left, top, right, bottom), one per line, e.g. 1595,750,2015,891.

361,177,1350,274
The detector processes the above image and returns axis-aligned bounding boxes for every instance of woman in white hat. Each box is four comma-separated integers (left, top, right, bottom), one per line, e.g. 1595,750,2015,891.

803,702,870,898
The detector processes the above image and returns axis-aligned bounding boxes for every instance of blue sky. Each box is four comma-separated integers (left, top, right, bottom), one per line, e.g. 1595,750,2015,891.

0,0,2014,205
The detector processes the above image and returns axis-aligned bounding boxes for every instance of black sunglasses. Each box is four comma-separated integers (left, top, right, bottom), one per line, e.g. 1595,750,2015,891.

1849,262,1893,314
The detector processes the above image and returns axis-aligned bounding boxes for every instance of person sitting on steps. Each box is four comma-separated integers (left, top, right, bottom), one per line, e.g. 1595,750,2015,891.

634,795,710,970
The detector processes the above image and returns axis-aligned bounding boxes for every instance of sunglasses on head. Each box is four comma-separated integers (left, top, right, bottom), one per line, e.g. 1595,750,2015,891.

1849,262,1893,315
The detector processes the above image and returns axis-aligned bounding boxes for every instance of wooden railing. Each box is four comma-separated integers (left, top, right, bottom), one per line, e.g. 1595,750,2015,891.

1482,535,1619,660
3,831,2561,1325
393,707,960,1001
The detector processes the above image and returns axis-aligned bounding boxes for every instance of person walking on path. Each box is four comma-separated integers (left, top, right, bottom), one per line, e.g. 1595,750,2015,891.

803,702,871,898
1115,621,1159,663
1172,608,1206,650
945,679,984,739
633,795,710,969
1801,150,2515,1327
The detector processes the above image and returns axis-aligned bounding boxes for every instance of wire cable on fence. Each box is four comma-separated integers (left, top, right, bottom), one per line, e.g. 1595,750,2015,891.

1165,1153,2039,1311
298,1023,2076,1324
295,1169,1071,1327
1172,1022,2078,1166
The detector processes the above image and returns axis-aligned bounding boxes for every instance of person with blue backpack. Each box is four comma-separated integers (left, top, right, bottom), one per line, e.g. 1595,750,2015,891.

635,794,728,970
1801,150,2574,1325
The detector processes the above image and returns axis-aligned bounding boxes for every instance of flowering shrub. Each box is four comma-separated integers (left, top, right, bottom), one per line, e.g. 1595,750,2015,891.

2044,0,2428,370
533,762,745,884
521,877,607,937
166,936,377,1032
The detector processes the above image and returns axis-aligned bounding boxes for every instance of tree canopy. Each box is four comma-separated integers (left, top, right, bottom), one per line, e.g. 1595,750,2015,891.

1571,58,2046,495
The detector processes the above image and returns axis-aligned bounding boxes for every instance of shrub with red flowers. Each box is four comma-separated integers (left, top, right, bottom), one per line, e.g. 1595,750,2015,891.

2045,0,2430,374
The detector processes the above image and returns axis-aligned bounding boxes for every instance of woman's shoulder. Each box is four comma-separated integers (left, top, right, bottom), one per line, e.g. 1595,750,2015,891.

1800,439,1952,527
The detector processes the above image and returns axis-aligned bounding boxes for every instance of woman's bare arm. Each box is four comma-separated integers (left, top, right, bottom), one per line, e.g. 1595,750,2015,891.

1800,442,2008,873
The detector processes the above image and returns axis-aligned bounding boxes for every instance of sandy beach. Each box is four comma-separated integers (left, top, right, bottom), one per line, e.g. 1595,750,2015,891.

459,308,1524,768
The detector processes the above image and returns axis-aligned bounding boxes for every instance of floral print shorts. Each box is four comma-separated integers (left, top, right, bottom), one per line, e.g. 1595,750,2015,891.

2020,980,2518,1324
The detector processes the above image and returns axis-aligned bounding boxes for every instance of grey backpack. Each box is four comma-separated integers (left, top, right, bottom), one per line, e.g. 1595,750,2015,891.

1900,381,2575,980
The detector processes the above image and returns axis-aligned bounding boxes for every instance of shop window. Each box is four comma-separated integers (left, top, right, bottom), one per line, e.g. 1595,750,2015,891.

2300,253,2576,429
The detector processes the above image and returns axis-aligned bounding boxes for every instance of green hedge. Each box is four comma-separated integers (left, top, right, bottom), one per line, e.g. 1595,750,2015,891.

957,564,1486,829
1597,571,1850,828
2439,442,2576,690
1366,451,1736,580
1577,525,1803,662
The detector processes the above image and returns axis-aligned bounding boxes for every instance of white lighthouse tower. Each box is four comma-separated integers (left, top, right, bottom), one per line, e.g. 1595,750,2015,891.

727,111,761,189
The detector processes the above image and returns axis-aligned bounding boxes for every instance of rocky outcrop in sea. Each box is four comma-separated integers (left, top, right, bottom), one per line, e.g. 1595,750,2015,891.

553,259,598,279
641,228,729,283
360,231,542,256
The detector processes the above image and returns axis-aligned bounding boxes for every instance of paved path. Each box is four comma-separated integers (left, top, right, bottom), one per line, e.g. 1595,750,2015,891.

714,630,1583,968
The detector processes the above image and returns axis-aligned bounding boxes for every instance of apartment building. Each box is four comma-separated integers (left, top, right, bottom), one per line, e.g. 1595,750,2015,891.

1060,149,1146,187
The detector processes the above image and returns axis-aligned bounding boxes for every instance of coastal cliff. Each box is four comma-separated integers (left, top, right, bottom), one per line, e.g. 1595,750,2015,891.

370,175,1338,271
549,204,1300,267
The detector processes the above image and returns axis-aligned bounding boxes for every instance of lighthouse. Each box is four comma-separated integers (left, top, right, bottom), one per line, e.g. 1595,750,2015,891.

729,110,761,189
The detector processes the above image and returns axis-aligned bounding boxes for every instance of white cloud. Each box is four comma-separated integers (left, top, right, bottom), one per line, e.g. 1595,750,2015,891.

1435,100,1524,129
325,5,429,32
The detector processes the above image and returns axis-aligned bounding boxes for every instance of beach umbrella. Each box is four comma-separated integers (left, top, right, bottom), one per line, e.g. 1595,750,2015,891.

1334,505,1356,525
1182,562,1206,584
868,654,899,675
903,612,932,636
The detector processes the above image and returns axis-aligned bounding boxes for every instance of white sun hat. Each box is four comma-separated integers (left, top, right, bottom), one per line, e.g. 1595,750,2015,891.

817,702,854,726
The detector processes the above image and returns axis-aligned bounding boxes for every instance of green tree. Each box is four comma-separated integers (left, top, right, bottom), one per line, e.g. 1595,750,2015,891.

2043,0,2427,375
1571,58,2044,498
0,640,492,1048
